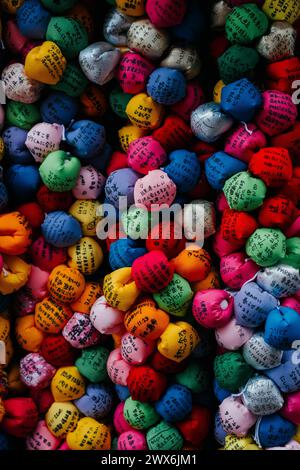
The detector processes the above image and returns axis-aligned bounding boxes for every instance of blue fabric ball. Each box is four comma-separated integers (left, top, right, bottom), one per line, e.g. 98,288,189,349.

109,239,147,270
205,152,247,190
40,92,78,126
164,150,201,193
221,78,262,122
213,379,231,402
16,0,51,39
74,384,113,420
6,164,41,201
265,359,300,393
256,414,296,448
155,384,192,422
147,68,186,105
86,143,112,172
2,127,34,164
105,168,140,208
172,0,205,43
41,211,82,248
234,282,278,328
265,306,300,350
66,120,106,160
115,384,130,401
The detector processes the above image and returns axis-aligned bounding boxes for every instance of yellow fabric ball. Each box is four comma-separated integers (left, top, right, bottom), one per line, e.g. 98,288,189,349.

24,41,67,85
46,401,80,438
126,93,165,130
68,237,103,275
51,366,85,402
69,200,102,236
158,321,200,363
66,417,111,450
103,267,140,312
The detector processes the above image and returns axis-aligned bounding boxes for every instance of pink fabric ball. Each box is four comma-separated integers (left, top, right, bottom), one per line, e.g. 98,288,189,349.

72,165,106,200
215,316,253,350
107,348,132,386
113,402,135,434
90,296,124,335
128,136,167,175
192,289,234,328
220,252,259,289
121,333,154,365
20,353,56,390
25,122,63,162
134,170,177,209
225,123,267,163
219,396,257,437
26,420,61,450
26,265,49,300
118,430,147,450
62,312,102,349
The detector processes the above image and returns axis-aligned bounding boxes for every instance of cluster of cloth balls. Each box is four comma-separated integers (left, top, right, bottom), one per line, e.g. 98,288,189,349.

0,0,299,453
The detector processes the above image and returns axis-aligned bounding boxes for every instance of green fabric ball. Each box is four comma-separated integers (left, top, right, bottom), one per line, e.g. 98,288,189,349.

123,397,159,430
214,352,253,393
51,63,88,97
39,150,81,192
226,4,269,45
41,0,77,14
110,88,133,119
6,100,41,130
246,228,286,267
46,17,89,59
153,274,193,317
284,237,300,269
175,360,210,393
121,206,151,240
224,171,267,211
146,421,183,451
75,346,109,383
218,45,260,84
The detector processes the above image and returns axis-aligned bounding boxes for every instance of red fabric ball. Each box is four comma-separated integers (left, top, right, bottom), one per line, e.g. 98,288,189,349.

106,151,128,175
1,397,38,438
176,406,211,447
146,222,186,259
280,169,300,205
249,147,293,187
37,185,74,213
30,387,54,415
39,334,77,367
266,57,300,94
258,195,296,230
29,236,67,272
17,202,44,229
150,350,188,374
271,122,300,164
152,115,194,152
132,250,174,293
127,365,167,402
220,209,259,243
